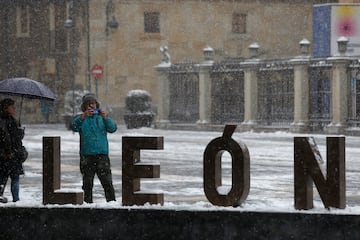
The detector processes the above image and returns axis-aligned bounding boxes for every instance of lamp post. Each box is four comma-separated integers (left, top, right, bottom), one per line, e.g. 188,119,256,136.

85,0,91,92
106,0,119,36
64,0,76,117
104,0,118,107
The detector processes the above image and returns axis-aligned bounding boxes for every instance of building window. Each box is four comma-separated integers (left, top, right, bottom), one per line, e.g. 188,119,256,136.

16,5,30,37
55,29,68,52
144,12,160,33
232,13,246,34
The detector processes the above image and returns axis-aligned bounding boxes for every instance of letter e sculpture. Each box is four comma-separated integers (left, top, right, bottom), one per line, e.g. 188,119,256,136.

122,136,164,206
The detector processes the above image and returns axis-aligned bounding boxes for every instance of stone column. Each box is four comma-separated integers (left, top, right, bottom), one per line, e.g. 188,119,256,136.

290,60,310,133
198,47,214,125
325,37,350,134
290,39,311,133
325,58,351,134
240,43,260,131
155,63,171,128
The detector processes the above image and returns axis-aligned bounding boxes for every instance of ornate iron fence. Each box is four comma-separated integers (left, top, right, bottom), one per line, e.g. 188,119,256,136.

210,61,244,124
347,60,360,127
166,58,347,131
168,62,199,123
257,61,294,126
309,60,332,131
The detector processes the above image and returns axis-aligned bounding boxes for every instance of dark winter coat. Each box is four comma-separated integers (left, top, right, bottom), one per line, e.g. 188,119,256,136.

0,114,25,176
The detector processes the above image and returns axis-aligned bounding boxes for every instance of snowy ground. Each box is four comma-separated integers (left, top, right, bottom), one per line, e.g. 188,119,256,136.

2,123,360,214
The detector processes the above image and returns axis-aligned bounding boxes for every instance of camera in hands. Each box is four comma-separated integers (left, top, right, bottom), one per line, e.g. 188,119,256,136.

90,108,101,114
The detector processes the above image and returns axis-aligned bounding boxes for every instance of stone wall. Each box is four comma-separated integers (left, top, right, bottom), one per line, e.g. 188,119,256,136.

0,207,359,239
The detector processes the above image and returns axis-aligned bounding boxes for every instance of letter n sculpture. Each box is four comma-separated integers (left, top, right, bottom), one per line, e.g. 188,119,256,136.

294,137,345,210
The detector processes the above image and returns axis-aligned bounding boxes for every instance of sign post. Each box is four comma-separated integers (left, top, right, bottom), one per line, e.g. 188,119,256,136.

91,64,103,97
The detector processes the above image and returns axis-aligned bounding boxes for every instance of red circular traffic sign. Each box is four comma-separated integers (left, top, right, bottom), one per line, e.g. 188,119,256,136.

91,64,103,79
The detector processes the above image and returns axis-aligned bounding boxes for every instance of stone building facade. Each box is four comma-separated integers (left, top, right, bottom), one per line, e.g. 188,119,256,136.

0,0,359,123
84,0,319,122
0,0,88,122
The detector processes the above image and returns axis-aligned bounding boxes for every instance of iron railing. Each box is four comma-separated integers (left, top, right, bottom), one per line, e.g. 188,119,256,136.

210,61,244,124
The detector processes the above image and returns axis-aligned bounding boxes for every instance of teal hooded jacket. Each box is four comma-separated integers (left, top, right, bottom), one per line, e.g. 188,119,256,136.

71,114,117,156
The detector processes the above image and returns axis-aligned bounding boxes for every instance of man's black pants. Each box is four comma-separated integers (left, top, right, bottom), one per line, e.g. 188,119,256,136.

80,154,116,203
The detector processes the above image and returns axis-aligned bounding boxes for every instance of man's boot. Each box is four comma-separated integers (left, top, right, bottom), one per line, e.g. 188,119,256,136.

0,185,7,203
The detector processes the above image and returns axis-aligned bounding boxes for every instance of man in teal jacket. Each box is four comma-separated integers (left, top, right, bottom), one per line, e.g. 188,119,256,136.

72,93,117,203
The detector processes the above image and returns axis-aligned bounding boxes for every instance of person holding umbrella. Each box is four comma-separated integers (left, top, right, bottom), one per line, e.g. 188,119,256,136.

0,77,56,125
0,98,28,203
71,93,117,203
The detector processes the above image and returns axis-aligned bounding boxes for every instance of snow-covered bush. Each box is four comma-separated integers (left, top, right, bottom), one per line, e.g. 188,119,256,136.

124,89,154,129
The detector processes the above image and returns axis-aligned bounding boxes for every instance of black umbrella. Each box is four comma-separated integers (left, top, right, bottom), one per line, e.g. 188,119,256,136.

0,77,56,124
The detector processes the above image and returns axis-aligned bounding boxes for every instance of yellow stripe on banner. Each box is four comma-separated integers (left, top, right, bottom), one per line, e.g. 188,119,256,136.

335,6,356,17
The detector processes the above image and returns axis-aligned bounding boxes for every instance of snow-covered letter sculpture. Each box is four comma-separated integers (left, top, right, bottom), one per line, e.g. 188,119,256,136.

203,125,250,207
43,137,83,205
122,136,164,206
294,137,345,210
